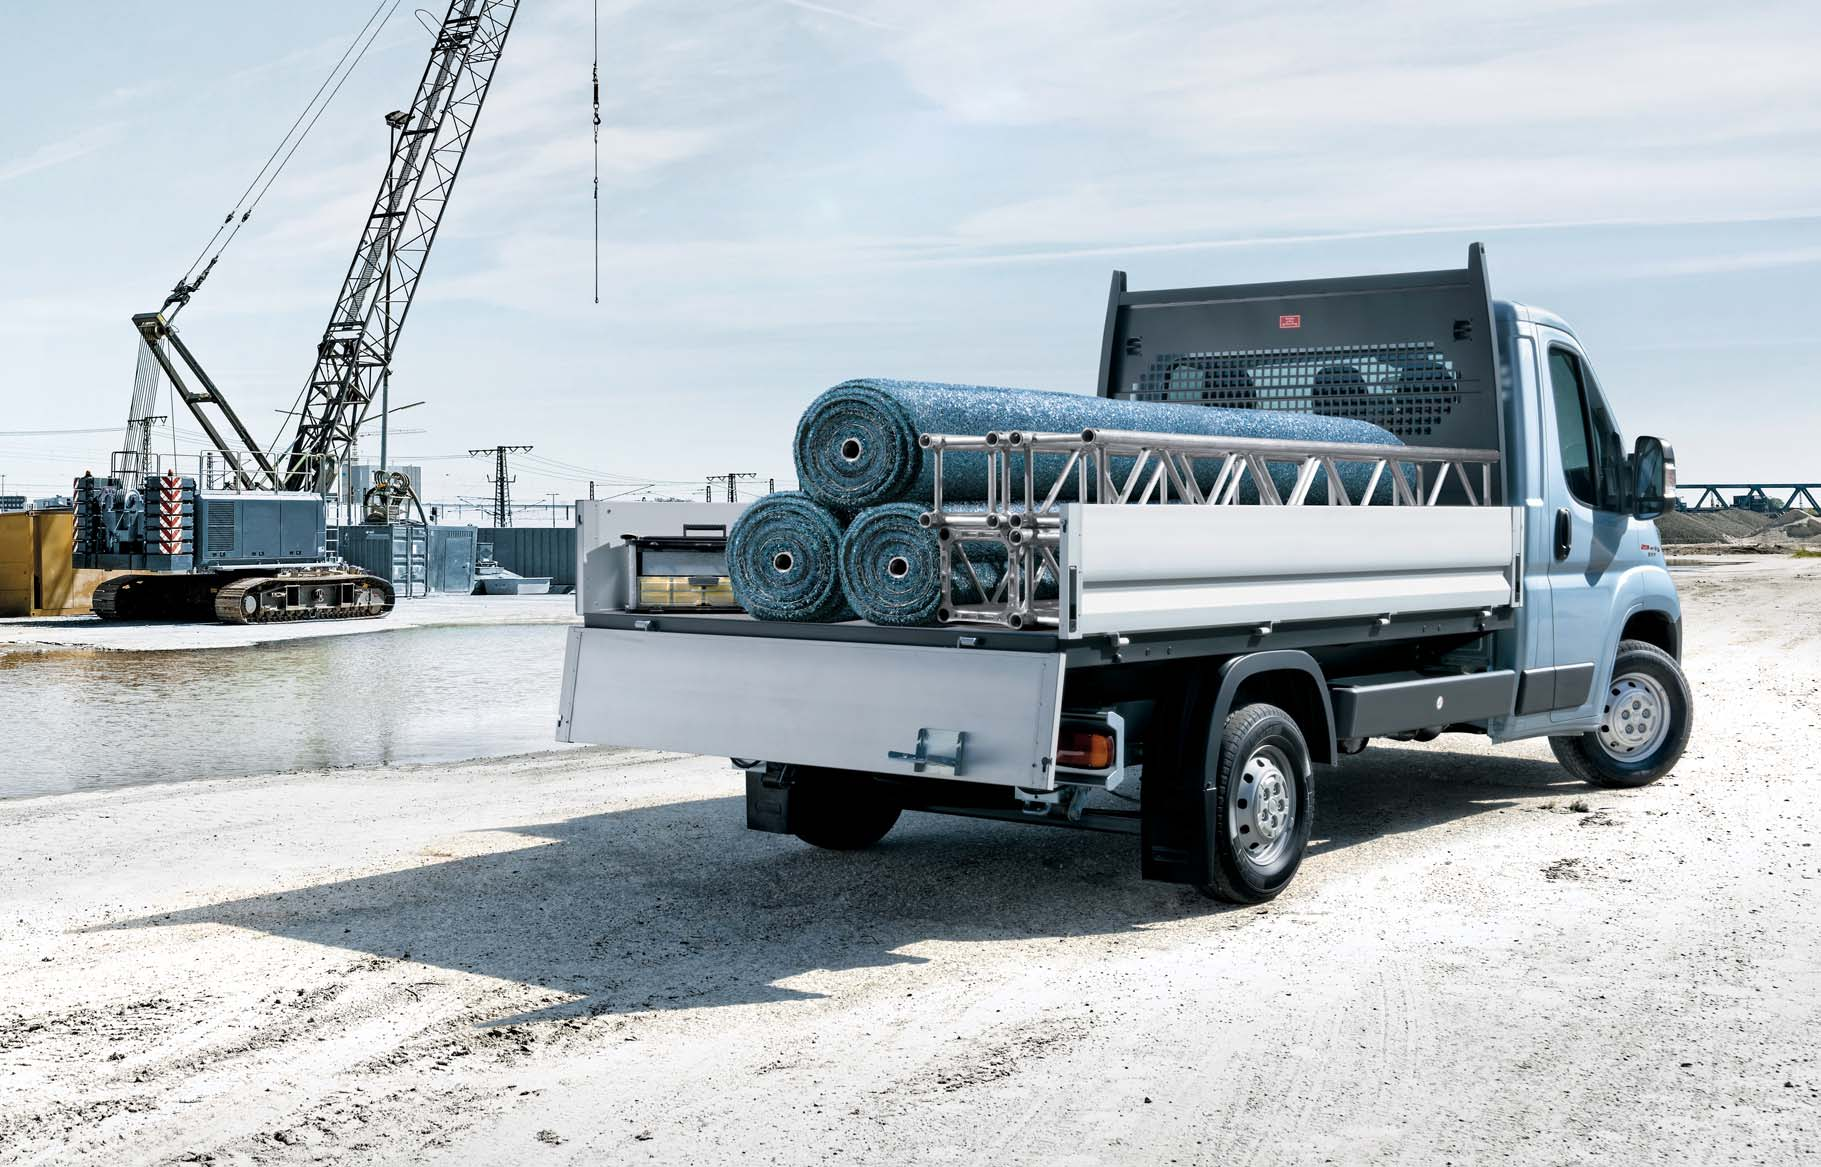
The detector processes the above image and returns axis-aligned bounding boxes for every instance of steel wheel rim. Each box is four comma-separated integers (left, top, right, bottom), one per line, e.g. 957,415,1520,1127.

1231,743,1297,870
1596,671,1671,760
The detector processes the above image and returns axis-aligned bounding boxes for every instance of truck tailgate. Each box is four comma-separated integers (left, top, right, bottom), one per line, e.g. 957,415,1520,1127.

558,627,1066,788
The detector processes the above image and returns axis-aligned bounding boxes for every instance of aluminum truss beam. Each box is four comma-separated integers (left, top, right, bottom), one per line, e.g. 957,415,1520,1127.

921,428,1503,630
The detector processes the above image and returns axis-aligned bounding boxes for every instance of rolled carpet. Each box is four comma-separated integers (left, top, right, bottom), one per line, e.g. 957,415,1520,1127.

839,503,1058,627
794,378,1403,511
726,491,854,622
838,503,1003,626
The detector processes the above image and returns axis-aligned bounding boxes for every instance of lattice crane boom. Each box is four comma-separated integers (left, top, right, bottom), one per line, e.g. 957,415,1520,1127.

280,0,521,493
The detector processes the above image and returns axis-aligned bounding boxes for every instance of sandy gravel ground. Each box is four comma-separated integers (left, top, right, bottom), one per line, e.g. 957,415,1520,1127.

0,594,575,655
3,558,1817,1165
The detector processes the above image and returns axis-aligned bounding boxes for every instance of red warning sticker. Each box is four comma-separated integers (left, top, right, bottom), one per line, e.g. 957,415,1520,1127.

1279,314,1302,329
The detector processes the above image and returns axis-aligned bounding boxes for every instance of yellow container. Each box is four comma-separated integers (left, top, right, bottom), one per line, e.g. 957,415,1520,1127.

0,512,30,616
0,511,125,617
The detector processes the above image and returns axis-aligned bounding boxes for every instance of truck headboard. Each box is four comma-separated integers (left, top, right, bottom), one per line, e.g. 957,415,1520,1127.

1096,243,1503,499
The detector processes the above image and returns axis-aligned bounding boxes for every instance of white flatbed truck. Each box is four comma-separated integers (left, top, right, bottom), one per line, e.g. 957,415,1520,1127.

558,246,1691,902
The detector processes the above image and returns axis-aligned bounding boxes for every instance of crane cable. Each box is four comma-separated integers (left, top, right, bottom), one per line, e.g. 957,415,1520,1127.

167,0,402,317
593,0,602,305
175,0,391,286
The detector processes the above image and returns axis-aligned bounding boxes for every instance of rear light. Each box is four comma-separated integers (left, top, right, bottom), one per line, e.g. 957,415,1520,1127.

1057,728,1115,770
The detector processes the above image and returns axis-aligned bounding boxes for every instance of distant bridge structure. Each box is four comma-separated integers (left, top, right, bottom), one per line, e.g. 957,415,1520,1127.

1676,483,1821,512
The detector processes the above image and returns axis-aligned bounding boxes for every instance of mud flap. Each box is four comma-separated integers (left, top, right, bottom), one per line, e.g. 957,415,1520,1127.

1138,665,1213,886
745,768,792,835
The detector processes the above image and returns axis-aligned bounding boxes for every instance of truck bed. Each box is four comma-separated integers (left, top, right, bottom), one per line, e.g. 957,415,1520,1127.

561,501,1521,788
583,501,1521,647
560,245,1524,790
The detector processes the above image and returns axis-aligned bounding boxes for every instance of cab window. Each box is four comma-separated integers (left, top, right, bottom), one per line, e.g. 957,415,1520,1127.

1547,347,1620,510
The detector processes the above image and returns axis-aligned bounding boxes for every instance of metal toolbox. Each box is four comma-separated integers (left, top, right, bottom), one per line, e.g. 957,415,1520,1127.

620,525,740,613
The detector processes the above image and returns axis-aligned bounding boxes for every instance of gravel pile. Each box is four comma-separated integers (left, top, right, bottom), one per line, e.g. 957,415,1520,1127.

1658,507,1821,545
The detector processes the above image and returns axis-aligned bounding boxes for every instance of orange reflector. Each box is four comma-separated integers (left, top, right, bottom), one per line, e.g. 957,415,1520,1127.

1057,729,1114,770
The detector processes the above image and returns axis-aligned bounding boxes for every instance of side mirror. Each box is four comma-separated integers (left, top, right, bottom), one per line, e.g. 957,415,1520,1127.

1630,436,1675,519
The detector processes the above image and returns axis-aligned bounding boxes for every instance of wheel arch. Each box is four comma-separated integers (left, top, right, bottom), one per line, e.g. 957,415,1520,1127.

1138,650,1335,888
1619,604,1680,660
1213,650,1336,766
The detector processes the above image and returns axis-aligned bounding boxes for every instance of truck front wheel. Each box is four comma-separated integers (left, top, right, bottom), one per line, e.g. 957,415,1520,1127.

1550,640,1693,788
788,767,903,851
1198,703,1315,904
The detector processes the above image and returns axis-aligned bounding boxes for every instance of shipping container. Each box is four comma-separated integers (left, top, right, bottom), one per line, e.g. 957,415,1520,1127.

478,526,576,589
333,524,479,596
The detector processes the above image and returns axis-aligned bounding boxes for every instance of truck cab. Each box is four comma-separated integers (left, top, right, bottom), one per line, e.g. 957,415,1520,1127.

1488,301,1681,743
559,245,1692,904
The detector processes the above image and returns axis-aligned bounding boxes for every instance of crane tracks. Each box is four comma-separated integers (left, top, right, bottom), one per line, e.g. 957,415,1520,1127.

91,572,394,623
91,574,209,621
213,573,395,624
89,576,139,621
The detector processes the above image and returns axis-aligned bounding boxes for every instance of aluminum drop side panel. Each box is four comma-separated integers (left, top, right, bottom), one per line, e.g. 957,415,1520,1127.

1064,504,1520,637
558,627,1066,789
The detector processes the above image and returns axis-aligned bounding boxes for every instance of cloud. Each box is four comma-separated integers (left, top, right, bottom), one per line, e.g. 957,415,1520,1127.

777,1,901,33
880,1,1821,137
11,0,1818,489
0,124,122,185
1627,243,1821,279
868,0,1821,233
888,209,1821,268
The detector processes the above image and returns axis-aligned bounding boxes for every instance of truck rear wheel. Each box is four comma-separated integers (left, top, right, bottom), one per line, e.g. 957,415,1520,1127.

1550,640,1693,788
789,767,902,851
1198,703,1314,904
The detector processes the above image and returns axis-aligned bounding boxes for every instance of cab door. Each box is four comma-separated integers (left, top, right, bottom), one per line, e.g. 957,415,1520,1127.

1538,328,1629,726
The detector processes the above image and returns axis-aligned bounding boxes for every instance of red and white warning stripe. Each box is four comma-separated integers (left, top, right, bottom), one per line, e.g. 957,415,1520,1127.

158,469,184,554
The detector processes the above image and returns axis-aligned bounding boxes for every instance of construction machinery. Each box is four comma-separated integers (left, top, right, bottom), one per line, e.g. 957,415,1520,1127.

74,0,520,623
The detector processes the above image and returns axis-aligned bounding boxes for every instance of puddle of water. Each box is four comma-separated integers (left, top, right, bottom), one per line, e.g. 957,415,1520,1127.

0,625,575,799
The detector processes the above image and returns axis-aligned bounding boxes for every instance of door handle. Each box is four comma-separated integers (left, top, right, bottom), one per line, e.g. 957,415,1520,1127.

1554,507,1573,561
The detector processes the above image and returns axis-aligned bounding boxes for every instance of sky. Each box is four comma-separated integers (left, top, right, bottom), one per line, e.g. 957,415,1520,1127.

2,0,1818,511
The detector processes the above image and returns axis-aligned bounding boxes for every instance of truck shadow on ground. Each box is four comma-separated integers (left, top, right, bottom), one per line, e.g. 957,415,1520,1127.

118,745,1588,1023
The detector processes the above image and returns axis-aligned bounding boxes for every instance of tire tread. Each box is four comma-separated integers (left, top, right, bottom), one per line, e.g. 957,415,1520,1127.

1550,639,1692,789
1199,702,1313,904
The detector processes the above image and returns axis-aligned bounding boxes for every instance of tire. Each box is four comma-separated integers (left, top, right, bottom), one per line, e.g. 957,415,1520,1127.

1198,703,1315,904
1550,639,1693,789
788,767,902,851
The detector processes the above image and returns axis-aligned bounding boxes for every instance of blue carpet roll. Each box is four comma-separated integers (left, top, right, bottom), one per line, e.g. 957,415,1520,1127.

794,378,1403,510
837,504,1004,626
839,503,1059,627
726,492,854,622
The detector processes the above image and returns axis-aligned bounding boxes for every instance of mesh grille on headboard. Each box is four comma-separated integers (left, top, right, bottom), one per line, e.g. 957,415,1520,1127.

1117,341,1463,442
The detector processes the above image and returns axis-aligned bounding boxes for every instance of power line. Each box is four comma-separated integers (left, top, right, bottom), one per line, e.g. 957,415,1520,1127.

0,427,125,437
707,471,757,503
510,451,702,487
381,449,784,492
469,445,533,527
